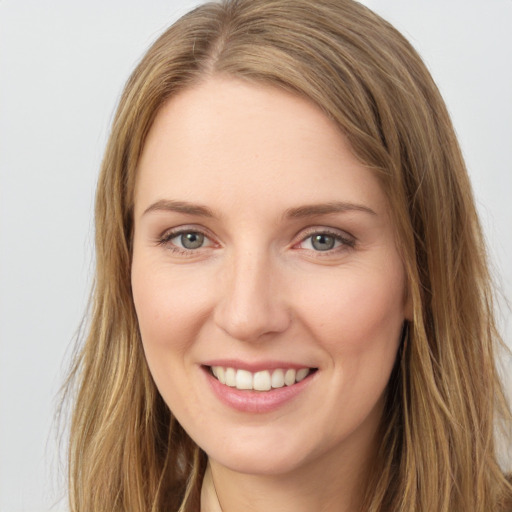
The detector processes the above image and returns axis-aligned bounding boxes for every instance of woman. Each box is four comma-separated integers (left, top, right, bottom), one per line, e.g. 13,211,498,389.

64,0,512,510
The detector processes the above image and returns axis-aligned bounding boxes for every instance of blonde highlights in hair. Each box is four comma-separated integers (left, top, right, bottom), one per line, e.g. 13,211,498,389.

64,1,512,510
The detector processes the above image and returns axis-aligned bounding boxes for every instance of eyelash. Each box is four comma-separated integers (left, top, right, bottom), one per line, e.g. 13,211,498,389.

294,228,356,253
157,227,214,256
156,226,356,255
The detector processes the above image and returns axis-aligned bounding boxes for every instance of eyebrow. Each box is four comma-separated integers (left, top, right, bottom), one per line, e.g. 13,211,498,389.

143,199,216,218
284,201,377,218
142,199,377,219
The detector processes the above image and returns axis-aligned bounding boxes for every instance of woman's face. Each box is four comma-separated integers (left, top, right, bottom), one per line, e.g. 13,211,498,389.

132,77,410,477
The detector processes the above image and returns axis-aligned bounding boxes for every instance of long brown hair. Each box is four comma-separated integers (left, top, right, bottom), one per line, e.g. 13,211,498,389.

64,0,512,510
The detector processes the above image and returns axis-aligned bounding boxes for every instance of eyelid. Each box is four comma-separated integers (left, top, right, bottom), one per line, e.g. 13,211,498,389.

155,224,355,255
156,225,218,252
293,226,356,251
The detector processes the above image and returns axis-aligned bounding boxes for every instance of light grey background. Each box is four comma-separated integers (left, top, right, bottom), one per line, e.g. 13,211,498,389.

1,1,511,510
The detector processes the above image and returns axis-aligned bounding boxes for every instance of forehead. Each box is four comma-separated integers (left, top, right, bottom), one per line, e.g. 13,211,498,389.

134,76,389,218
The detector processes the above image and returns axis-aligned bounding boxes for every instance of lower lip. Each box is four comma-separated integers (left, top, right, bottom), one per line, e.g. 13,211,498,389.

202,367,315,413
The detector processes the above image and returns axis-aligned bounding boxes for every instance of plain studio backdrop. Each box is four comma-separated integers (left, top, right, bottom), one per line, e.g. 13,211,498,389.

0,1,511,510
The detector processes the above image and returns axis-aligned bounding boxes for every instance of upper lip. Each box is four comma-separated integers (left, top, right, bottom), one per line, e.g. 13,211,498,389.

201,359,317,372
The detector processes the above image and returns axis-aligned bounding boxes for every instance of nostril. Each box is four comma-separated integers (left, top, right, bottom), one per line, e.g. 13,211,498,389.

213,304,292,342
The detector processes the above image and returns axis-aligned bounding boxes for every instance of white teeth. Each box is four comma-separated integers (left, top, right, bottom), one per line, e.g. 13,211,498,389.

253,370,271,391
216,366,226,384
271,369,285,388
296,368,309,382
210,366,313,391
225,367,236,387
284,369,296,386
236,369,253,390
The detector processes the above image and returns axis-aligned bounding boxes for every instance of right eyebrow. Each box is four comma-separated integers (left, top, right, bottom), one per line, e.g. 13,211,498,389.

284,201,377,219
142,199,216,218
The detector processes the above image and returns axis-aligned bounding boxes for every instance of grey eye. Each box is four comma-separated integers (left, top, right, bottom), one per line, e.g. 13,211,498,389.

311,234,336,251
180,232,205,249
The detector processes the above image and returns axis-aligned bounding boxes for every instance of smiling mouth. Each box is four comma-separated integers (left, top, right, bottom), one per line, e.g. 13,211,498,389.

207,366,317,391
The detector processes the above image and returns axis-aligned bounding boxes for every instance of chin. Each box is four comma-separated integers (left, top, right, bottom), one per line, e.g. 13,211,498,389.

208,447,307,476
198,425,324,477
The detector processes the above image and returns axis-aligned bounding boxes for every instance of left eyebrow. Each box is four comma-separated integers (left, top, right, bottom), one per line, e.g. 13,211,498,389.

142,199,216,218
284,201,377,219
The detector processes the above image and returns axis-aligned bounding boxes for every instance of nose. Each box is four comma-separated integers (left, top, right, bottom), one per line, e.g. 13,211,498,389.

213,248,291,342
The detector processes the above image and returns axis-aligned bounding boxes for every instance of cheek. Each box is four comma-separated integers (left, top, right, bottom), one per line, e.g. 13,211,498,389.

131,258,212,354
299,261,406,358
131,259,209,413
300,265,405,434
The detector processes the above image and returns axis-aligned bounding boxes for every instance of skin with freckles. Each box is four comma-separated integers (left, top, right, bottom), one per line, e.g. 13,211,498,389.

131,77,411,512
